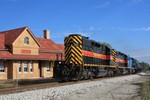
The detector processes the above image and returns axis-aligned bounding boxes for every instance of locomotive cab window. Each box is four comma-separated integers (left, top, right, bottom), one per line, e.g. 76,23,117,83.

73,43,80,46
65,43,71,47
65,43,80,47
83,45,89,50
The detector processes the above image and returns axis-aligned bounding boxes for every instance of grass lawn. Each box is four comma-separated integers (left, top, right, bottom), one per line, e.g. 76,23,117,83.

140,80,150,100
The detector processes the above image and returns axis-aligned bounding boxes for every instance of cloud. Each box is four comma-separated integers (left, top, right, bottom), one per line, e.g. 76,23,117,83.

51,26,102,41
51,35,64,39
64,32,91,37
73,25,102,32
131,27,150,31
127,48,150,63
134,52,150,58
71,26,150,33
0,0,18,2
95,1,110,8
86,26,102,32
89,26,94,31
137,56,150,64
95,0,143,8
73,25,82,31
72,26,102,36
129,0,143,6
107,26,150,32
132,0,142,3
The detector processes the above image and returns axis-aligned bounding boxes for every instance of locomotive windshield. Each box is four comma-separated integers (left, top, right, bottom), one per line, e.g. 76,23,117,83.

65,41,80,47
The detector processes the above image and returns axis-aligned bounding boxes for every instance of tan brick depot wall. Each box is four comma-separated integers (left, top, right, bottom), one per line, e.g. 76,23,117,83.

9,60,40,79
41,61,54,78
12,29,39,55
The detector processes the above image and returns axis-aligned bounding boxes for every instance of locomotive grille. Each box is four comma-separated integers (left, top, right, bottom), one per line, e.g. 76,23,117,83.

64,35,83,65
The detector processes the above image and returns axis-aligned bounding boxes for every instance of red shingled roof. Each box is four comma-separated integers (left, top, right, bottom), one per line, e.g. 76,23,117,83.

57,44,65,60
0,26,40,47
0,27,26,46
57,44,64,51
37,38,63,53
0,34,5,49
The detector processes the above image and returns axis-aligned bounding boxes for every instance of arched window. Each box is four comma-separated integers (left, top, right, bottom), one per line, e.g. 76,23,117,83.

24,37,29,45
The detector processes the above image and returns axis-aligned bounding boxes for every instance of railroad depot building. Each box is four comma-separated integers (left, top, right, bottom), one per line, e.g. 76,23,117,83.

0,27,64,80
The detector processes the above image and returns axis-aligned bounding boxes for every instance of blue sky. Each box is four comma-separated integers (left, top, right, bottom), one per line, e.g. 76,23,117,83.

0,0,150,63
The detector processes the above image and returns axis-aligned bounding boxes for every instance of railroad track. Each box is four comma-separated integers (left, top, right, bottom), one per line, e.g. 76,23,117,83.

0,74,130,95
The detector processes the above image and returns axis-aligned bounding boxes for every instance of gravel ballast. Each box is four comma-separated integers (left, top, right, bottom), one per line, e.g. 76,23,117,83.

0,73,147,100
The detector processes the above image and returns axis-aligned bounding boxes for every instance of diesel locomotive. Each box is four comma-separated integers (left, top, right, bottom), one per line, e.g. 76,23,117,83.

128,57,142,74
54,34,141,81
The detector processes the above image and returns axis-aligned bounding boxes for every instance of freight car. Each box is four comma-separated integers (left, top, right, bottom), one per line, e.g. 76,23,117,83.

54,34,140,81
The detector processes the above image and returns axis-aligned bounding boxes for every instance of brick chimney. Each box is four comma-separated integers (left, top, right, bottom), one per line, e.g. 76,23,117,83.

43,29,50,39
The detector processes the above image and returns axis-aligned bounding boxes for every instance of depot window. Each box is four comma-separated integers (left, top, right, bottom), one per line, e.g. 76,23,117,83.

24,61,28,72
0,62,4,72
46,62,51,71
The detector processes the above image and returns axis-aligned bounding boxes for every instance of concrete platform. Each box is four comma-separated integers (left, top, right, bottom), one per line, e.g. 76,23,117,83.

0,77,57,88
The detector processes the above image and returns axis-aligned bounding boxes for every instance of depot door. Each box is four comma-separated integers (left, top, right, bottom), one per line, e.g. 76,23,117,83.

39,61,42,77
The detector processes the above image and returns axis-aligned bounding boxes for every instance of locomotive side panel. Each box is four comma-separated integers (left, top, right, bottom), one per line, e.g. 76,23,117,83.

116,51,128,68
82,37,111,67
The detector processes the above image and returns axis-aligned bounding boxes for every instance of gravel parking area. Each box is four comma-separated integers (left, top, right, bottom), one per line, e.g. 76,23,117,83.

0,73,148,100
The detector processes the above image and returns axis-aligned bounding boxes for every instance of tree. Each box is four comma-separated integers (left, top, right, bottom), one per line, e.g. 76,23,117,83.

140,62,150,71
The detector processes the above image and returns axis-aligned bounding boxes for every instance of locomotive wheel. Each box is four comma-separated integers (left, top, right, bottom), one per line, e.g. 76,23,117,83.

112,70,115,77
87,71,93,80
110,70,114,77
110,70,113,77
89,73,93,80
75,72,82,81
106,69,112,77
106,70,109,77
108,70,110,77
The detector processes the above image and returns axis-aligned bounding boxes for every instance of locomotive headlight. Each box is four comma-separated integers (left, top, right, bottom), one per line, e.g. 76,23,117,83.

70,61,72,64
59,61,61,64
